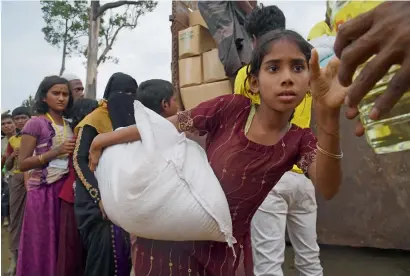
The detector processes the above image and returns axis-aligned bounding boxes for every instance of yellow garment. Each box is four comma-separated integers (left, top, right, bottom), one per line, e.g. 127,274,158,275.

8,135,22,174
74,100,113,136
234,65,312,174
307,21,332,41
330,1,382,33
234,65,260,105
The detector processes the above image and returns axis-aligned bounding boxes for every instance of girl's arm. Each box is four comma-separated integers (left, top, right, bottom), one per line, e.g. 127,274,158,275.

91,94,245,151
308,106,342,200
305,50,346,200
88,95,245,171
18,134,61,172
88,116,179,172
91,115,180,151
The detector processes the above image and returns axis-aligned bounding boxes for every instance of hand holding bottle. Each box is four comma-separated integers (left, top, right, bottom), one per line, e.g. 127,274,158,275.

334,2,410,121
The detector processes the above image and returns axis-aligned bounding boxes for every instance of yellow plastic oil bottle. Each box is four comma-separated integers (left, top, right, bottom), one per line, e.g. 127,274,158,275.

355,64,410,154
329,0,410,154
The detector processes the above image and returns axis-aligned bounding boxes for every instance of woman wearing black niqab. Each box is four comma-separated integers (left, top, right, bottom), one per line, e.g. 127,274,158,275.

73,72,137,276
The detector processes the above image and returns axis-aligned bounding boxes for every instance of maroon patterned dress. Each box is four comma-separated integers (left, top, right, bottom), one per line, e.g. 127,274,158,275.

132,95,317,275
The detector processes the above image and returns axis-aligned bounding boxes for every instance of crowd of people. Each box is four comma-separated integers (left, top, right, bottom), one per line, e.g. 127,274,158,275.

1,1,409,276
1,73,180,276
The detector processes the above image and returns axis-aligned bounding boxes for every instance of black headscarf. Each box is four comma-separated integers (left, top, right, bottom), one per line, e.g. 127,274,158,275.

103,72,138,100
107,93,136,130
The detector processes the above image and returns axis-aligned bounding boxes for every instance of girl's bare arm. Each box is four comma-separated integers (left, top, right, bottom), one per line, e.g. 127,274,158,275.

91,115,180,150
18,135,60,172
308,107,342,200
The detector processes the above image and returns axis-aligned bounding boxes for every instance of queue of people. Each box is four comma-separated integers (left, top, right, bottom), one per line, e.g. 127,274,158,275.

1,1,409,276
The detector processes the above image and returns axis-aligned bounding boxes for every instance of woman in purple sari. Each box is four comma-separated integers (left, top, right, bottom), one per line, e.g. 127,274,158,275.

17,76,75,276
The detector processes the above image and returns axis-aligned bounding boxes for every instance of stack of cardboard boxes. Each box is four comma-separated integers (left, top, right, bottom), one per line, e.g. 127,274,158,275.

178,10,233,110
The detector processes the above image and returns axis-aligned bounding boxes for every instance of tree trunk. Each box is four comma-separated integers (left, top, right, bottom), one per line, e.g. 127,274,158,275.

84,1,101,99
59,40,67,76
59,21,68,76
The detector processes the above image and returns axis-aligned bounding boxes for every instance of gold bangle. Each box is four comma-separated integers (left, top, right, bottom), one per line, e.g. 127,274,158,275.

316,142,343,159
38,154,45,164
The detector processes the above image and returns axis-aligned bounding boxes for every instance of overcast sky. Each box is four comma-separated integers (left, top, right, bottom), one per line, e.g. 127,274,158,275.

1,0,326,111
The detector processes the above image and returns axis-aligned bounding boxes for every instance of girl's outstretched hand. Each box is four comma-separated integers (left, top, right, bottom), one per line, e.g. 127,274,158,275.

309,48,347,110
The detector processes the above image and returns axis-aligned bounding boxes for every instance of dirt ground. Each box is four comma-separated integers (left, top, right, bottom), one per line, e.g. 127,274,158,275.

2,226,409,276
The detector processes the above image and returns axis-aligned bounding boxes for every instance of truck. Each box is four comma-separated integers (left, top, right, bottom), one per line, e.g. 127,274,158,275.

169,1,410,251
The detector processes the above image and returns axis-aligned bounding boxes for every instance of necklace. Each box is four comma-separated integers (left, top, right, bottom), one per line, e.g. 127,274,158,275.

46,113,67,145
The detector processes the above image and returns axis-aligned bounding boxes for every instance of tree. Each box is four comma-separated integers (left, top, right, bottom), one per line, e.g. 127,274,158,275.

84,0,158,99
41,0,89,76
22,95,35,112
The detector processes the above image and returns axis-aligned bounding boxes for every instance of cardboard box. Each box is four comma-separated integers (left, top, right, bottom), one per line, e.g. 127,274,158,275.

178,25,216,59
179,56,203,88
202,48,228,83
189,10,208,28
180,80,232,110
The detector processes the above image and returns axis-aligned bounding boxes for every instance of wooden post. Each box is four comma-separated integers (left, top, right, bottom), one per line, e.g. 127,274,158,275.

84,1,100,99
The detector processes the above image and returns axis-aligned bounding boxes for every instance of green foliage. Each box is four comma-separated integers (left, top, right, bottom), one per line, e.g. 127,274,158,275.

22,95,35,112
41,0,158,67
41,1,89,57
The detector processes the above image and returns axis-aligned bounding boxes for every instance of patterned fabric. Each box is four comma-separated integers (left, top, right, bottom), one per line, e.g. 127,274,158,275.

17,177,66,276
74,126,102,203
17,116,72,276
20,117,73,191
46,125,72,184
132,94,317,275
198,1,252,78
235,64,313,175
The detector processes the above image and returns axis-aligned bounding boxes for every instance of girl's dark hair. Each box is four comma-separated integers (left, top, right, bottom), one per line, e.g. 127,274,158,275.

244,4,286,39
32,75,73,116
248,29,313,78
247,29,312,122
135,79,175,115
69,98,99,129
